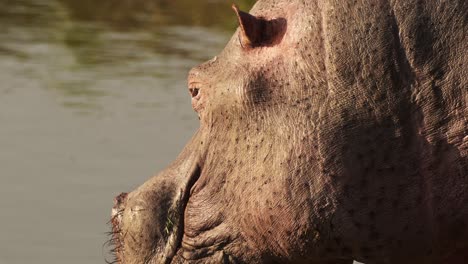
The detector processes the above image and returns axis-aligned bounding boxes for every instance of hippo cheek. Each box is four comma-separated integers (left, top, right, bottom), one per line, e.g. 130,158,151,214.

110,134,205,264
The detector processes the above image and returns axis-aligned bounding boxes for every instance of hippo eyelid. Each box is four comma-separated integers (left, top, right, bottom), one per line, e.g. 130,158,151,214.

188,82,201,88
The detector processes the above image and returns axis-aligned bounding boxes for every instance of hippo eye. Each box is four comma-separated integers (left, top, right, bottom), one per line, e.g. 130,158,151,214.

189,88,200,98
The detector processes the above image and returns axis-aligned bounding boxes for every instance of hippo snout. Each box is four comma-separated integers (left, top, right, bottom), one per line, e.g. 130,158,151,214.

110,192,128,264
109,134,204,263
112,192,128,217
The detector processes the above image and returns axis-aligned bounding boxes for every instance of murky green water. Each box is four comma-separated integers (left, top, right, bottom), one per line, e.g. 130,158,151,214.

0,0,254,263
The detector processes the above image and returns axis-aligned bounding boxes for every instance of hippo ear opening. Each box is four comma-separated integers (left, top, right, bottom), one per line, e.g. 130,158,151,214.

231,4,286,49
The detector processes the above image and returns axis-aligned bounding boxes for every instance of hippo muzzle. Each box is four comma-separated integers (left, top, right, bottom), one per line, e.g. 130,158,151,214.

110,133,205,264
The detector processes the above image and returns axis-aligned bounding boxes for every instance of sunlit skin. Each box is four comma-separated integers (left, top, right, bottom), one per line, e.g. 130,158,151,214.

110,0,467,263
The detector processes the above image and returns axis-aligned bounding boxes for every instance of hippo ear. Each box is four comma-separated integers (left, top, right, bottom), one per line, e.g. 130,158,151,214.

232,4,265,48
231,4,286,48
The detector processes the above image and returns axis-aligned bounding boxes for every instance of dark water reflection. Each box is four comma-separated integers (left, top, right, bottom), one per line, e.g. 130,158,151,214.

0,0,254,263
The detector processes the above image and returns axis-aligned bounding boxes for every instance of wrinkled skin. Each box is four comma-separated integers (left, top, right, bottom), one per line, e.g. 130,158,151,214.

110,0,468,263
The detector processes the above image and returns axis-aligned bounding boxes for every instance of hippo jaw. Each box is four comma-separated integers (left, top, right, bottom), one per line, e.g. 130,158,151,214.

109,133,205,264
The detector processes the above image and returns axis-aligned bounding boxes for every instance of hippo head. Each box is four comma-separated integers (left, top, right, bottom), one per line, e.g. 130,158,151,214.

110,0,468,263
110,2,326,263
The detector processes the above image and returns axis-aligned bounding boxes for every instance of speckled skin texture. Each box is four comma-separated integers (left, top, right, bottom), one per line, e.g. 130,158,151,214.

110,0,467,263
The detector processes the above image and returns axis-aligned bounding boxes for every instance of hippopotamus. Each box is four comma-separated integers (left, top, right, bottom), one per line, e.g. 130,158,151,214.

109,0,467,263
